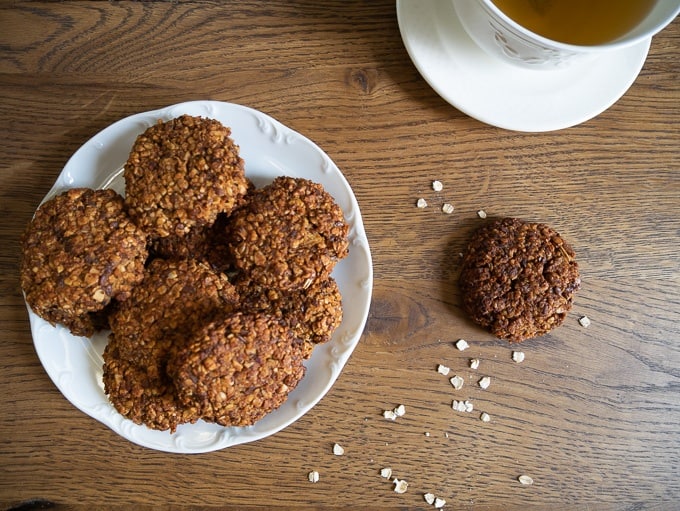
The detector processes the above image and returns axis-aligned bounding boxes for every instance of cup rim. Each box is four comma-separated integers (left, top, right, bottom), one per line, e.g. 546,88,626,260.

480,0,680,53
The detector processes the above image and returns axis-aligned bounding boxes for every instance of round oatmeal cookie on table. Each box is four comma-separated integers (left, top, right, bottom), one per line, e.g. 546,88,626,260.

459,217,581,343
236,275,343,359
167,312,307,427
227,176,349,291
20,188,148,337
124,114,249,238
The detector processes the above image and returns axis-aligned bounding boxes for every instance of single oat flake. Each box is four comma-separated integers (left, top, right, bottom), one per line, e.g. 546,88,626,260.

393,478,409,494
512,351,525,363
432,180,444,192
450,375,464,390
333,443,345,456
417,198,428,208
478,376,491,389
383,409,397,420
434,497,447,509
308,470,320,483
518,475,534,485
579,315,591,328
424,493,436,505
480,412,491,422
469,358,480,369
442,203,455,214
437,364,450,376
477,209,487,219
455,339,469,351
380,467,392,479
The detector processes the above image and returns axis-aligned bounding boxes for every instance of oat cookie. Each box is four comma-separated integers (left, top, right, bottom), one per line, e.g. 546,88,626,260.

459,217,580,342
168,312,306,427
124,114,248,238
227,176,349,291
102,335,200,432
103,258,239,431
20,188,147,337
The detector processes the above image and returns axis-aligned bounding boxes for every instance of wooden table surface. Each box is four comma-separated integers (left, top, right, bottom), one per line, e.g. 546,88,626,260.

1,1,678,510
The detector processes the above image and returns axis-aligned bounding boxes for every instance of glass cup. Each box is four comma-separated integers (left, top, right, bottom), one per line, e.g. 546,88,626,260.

453,0,680,69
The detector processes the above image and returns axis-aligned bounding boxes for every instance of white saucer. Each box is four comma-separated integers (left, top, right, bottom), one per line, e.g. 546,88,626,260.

396,0,651,132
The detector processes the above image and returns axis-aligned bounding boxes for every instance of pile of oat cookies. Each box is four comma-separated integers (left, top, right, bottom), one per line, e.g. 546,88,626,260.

21,114,349,432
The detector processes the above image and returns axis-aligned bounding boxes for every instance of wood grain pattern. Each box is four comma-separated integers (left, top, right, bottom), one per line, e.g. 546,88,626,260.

1,1,678,509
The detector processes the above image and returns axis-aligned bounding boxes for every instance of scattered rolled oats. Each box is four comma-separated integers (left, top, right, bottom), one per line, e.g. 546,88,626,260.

333,443,345,456
579,315,591,328
434,497,447,509
308,470,320,483
452,399,474,413
449,375,464,390
417,198,428,209
477,209,487,219
469,358,480,369
518,475,534,485
424,493,436,505
383,404,406,420
480,412,491,422
512,351,525,363
442,203,455,214
437,364,450,376
432,180,443,192
380,467,392,479
455,339,469,351
478,376,491,389
393,478,409,494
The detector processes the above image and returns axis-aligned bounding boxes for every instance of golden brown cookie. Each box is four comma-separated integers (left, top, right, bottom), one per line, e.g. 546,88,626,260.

168,312,306,427
20,188,148,337
124,115,248,238
459,217,580,342
227,176,349,291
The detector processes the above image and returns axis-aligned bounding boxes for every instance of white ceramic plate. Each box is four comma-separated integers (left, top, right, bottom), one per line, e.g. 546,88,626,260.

396,0,651,132
28,100,373,453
